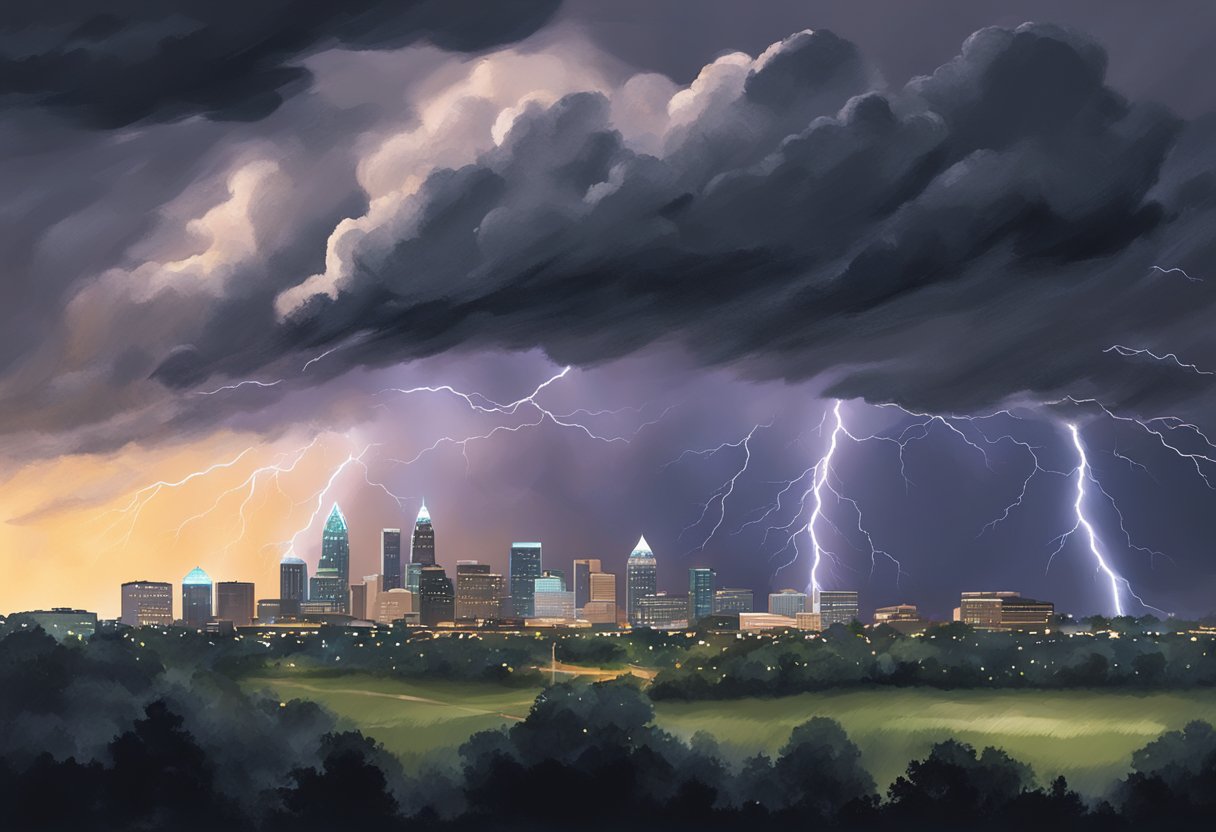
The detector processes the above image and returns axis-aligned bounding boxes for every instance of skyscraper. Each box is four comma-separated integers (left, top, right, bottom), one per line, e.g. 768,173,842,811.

313,504,350,613
216,581,255,626
349,581,368,620
768,588,808,618
818,590,860,628
418,565,454,626
182,566,212,629
572,558,602,611
411,501,435,566
280,556,308,615
381,528,403,590
509,542,542,618
533,575,575,620
455,561,503,622
626,535,657,626
688,568,716,622
120,580,173,627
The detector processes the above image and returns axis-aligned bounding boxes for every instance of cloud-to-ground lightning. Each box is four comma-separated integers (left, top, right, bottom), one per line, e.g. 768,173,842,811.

676,421,771,554
1103,345,1214,375
1150,265,1203,282
1046,424,1164,616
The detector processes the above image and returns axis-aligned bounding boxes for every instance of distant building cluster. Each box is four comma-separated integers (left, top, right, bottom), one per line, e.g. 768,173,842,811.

7,498,1060,639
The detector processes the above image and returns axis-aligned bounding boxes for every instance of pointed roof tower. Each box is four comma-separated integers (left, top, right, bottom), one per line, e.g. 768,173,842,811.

416,498,431,524
630,535,653,557
325,503,347,531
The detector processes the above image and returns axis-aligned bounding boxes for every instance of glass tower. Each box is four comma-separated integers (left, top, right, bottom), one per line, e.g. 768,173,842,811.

182,566,213,629
410,501,435,566
381,528,402,590
509,542,542,618
314,504,350,613
279,556,308,615
626,535,658,626
688,567,716,622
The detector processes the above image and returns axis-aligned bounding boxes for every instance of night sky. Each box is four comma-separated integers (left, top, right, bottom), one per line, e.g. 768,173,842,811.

3,1,1216,620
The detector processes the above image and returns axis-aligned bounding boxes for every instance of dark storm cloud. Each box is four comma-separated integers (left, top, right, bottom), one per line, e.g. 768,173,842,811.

165,23,1216,422
0,0,560,127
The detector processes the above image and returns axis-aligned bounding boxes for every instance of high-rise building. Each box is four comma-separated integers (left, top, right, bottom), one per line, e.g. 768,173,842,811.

280,556,308,615
411,501,435,566
313,504,350,613
768,588,809,618
509,542,542,618
955,591,1020,630
583,571,617,625
182,566,213,629
688,568,716,622
418,565,454,626
572,558,602,611
120,580,173,627
381,528,403,590
713,588,753,614
625,535,657,626
533,575,575,620
818,590,860,628
455,561,503,622
635,593,688,630
216,581,255,626
349,582,368,620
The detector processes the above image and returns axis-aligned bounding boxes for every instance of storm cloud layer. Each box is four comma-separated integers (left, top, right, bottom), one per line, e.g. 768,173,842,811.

4,16,1216,455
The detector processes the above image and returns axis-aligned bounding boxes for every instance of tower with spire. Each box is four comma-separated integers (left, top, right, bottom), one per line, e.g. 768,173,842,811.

310,503,350,613
410,499,435,566
626,535,657,626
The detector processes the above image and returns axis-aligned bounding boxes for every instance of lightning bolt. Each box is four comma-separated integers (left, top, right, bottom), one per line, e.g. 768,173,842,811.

1103,345,1213,376
384,366,671,470
278,443,383,559
1150,265,1203,282
1047,424,1165,616
194,379,284,395
676,421,771,553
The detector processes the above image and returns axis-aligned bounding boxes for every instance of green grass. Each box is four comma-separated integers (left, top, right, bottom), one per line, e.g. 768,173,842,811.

242,673,1216,795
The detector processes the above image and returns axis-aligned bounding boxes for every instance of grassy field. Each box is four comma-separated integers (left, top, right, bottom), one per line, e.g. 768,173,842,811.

242,673,1216,795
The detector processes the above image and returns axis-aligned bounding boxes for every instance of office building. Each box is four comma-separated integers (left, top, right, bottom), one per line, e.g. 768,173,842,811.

572,558,602,611
955,591,1021,631
376,588,416,625
418,565,454,626
182,566,213,629
256,599,283,623
12,608,98,641
349,581,368,620
509,542,543,618
363,574,382,623
634,592,688,630
381,528,403,590
999,595,1054,631
312,504,350,613
625,535,658,626
280,556,308,616
689,568,716,622
583,571,617,625
299,600,342,616
795,612,823,631
873,603,930,635
533,575,575,620
713,588,754,614
120,580,173,627
411,501,435,566
818,590,860,628
455,561,503,621
216,581,255,626
739,612,797,632
768,588,809,618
